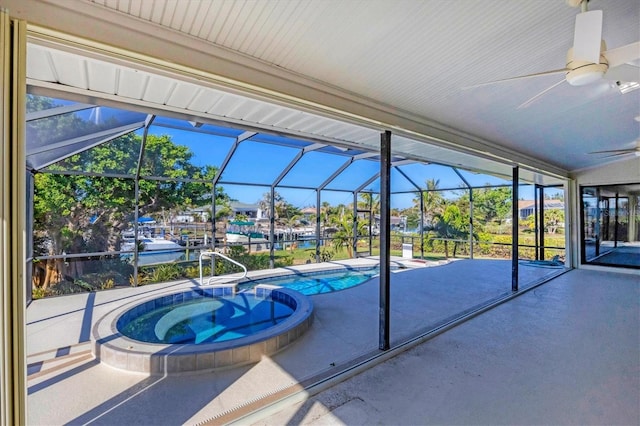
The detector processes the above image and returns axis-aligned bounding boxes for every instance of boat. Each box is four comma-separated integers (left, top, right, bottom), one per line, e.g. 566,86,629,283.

225,220,269,251
121,237,183,254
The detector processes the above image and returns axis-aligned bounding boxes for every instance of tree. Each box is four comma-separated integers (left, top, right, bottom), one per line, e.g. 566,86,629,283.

258,191,283,220
413,179,444,227
31,97,224,288
544,208,564,234
358,193,380,215
330,212,367,258
426,204,469,258
472,187,512,225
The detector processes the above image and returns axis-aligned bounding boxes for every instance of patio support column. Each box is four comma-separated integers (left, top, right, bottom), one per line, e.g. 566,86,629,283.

537,185,546,260
379,130,391,350
420,190,424,259
316,190,321,262
352,191,358,258
511,166,519,292
534,185,540,260
368,193,373,256
595,188,601,257
469,188,474,259
613,192,619,248
211,185,216,250
269,186,276,268
0,13,26,425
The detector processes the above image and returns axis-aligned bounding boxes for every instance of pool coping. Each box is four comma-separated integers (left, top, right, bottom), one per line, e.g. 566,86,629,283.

91,287,314,375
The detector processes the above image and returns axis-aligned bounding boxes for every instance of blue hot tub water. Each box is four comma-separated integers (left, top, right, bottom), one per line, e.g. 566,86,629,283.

118,291,294,345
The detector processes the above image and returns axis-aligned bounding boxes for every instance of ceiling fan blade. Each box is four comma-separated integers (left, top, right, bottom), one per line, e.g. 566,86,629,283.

604,64,640,82
588,148,635,154
462,69,567,89
604,41,640,68
517,79,566,109
573,10,603,64
597,151,636,158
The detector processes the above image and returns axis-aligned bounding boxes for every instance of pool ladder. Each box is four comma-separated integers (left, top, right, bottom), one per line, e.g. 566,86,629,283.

198,251,248,292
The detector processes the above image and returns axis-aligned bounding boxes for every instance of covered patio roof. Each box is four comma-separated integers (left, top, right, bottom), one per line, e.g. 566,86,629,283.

26,40,567,190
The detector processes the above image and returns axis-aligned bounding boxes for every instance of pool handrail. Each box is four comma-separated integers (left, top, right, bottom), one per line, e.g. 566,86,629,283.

199,251,248,286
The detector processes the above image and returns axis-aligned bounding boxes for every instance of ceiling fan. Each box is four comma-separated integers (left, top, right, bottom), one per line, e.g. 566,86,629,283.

467,0,640,108
588,140,640,158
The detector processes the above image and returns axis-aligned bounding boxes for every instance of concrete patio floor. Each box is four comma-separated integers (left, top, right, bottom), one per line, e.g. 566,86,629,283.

25,257,593,425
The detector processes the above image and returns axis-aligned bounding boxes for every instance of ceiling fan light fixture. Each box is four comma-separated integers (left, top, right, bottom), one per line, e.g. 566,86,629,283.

566,64,607,86
565,43,608,86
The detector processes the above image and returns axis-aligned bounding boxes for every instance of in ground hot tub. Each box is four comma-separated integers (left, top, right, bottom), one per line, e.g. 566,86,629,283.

92,286,313,374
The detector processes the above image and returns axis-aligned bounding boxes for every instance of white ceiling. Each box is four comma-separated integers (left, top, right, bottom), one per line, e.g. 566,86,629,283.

5,0,640,175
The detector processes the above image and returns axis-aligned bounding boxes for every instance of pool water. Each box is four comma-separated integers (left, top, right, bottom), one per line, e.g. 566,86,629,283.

118,292,294,344
243,267,381,295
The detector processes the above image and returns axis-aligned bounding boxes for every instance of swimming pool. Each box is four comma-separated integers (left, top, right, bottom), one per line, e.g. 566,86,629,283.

241,266,382,295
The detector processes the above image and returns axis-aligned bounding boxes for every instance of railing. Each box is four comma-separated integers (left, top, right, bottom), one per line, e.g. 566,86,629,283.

199,251,247,286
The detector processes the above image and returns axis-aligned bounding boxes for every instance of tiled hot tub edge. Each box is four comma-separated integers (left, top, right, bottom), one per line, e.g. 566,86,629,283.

91,288,313,375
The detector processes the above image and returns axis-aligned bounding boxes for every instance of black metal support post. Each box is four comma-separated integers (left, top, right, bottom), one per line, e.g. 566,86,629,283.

539,187,545,260
614,192,619,248
269,186,276,268
353,191,358,258
511,166,519,292
469,188,474,259
595,188,601,257
420,191,424,259
379,130,391,350
534,184,540,260
316,190,321,263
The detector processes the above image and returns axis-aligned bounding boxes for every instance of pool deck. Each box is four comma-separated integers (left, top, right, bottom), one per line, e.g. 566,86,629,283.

25,257,638,425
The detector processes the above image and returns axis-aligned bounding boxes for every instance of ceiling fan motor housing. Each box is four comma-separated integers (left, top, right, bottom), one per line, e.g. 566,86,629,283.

566,41,609,86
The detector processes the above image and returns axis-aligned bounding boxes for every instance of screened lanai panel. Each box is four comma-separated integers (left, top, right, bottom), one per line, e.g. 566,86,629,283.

26,95,147,169
278,151,350,188
150,117,248,139
455,168,513,187
396,163,467,190
359,167,423,195
219,141,301,185
41,132,142,175
276,188,317,210
248,133,314,150
320,189,356,207
223,184,269,206
325,159,380,192
144,123,235,175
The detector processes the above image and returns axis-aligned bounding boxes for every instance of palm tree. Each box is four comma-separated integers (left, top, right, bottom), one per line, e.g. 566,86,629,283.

330,212,367,258
258,191,284,220
358,192,380,233
358,193,380,214
413,178,444,228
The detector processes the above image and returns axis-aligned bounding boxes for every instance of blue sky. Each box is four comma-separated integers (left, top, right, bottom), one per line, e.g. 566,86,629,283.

139,122,548,210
